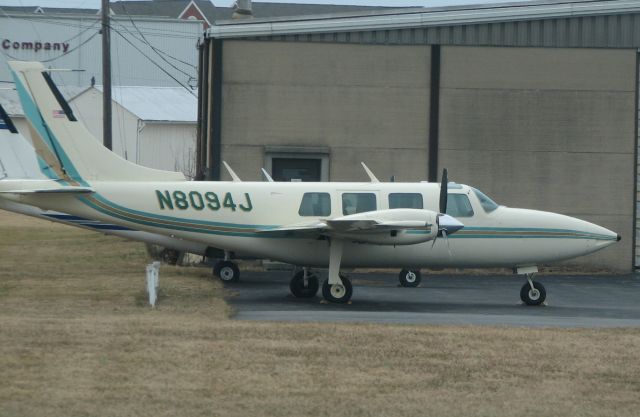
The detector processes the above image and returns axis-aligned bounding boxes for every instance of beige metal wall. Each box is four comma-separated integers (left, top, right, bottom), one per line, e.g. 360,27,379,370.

220,41,431,182
217,41,636,270
439,46,636,271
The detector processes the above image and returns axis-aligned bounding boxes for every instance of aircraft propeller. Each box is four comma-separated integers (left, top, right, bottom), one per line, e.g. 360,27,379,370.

433,168,463,256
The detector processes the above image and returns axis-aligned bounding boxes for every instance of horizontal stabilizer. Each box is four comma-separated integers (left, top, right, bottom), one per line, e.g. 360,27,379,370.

0,186,94,194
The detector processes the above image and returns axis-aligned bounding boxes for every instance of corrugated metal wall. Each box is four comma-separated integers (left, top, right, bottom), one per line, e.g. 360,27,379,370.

248,13,640,49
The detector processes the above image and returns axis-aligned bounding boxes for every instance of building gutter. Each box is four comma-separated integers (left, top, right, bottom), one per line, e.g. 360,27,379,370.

207,0,640,39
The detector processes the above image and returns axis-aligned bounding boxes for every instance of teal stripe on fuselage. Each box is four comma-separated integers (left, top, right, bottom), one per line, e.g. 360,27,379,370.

90,193,276,229
79,194,616,241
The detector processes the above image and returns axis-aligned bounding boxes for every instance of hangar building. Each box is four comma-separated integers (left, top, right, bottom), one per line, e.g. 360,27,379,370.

197,0,640,272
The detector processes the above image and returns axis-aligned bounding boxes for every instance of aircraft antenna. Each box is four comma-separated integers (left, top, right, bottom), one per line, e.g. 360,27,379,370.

360,162,379,183
261,168,274,182
222,161,241,182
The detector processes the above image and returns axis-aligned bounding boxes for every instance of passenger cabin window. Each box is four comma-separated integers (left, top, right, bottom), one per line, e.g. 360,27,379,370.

298,192,331,216
342,193,376,215
446,194,474,217
389,193,423,209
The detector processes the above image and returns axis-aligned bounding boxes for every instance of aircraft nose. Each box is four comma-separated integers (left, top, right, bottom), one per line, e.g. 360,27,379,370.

438,214,464,235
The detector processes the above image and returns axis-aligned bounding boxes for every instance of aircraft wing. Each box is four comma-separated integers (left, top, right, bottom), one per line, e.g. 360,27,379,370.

326,219,431,232
258,209,439,246
259,220,329,237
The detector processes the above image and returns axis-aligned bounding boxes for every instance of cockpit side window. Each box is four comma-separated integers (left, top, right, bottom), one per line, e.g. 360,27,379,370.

472,188,499,213
446,194,474,217
389,193,423,209
298,192,331,216
342,193,376,215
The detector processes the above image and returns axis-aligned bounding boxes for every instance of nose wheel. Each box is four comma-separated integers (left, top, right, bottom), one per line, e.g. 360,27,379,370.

520,274,546,306
399,269,421,287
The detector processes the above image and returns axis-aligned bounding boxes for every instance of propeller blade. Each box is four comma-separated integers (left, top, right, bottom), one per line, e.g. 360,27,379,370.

442,229,452,258
439,168,448,214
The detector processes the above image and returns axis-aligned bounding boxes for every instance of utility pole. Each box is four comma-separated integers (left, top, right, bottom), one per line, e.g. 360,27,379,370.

101,0,112,150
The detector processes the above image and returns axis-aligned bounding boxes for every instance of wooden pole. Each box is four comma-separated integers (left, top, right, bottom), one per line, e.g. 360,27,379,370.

101,0,112,150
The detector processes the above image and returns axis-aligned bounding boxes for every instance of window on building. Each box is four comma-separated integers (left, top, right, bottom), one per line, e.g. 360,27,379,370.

265,147,329,182
446,194,474,217
298,192,331,216
271,158,321,182
389,193,423,209
342,193,376,215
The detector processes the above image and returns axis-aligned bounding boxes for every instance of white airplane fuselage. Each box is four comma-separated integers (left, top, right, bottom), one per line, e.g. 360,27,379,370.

5,179,618,270
0,60,623,305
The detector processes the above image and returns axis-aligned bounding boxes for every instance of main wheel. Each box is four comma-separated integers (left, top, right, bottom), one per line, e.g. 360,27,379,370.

160,248,180,265
399,269,421,287
289,270,320,298
213,260,240,282
322,274,353,304
520,281,546,306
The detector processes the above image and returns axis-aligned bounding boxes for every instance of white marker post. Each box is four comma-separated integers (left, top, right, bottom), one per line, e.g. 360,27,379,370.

146,261,161,307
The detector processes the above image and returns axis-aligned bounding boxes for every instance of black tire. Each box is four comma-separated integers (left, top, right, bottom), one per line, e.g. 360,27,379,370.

213,260,240,282
322,274,353,303
289,270,320,298
399,269,421,287
520,281,546,306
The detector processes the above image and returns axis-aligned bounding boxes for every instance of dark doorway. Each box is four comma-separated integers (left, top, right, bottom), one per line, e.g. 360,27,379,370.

272,158,322,182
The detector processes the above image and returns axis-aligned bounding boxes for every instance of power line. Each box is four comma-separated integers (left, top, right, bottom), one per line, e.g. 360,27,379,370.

0,11,201,39
111,20,197,70
110,26,196,97
111,17,196,76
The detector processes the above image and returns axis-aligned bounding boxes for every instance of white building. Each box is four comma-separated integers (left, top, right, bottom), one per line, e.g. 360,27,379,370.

70,86,197,177
0,13,201,88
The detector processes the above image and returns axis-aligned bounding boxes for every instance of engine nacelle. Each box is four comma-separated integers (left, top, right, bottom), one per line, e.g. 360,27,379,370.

333,228,437,245
328,208,439,246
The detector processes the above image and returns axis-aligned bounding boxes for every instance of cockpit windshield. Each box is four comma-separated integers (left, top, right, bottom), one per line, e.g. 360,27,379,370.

472,187,500,213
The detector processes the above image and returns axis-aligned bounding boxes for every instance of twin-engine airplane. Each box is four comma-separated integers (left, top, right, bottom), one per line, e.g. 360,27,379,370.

0,61,620,305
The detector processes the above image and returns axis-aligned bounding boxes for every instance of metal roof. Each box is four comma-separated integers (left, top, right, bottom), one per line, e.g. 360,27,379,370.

0,5,99,15
0,86,86,117
206,0,640,47
107,0,394,22
93,85,197,123
109,0,216,20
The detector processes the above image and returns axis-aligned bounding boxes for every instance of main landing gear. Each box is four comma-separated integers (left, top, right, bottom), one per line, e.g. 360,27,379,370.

292,238,355,304
322,273,353,303
398,269,421,287
289,268,353,303
213,259,240,282
289,268,320,298
518,267,546,306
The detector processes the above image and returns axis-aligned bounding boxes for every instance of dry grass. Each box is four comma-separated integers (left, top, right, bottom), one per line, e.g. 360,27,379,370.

1,210,639,417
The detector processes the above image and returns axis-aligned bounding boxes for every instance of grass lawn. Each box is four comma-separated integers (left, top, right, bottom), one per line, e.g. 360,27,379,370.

1,210,639,417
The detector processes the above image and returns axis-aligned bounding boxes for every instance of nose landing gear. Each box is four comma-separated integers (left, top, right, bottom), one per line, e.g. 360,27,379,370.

517,267,546,306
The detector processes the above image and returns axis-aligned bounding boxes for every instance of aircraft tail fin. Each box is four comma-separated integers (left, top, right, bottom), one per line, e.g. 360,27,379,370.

8,61,186,184
0,102,49,180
